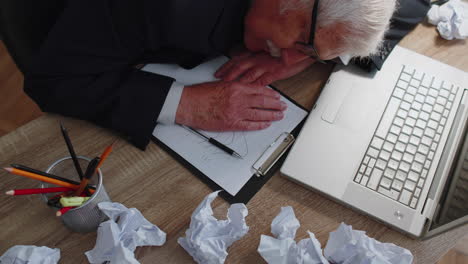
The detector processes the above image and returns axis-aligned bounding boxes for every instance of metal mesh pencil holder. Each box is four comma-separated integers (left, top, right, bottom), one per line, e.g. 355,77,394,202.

41,156,111,233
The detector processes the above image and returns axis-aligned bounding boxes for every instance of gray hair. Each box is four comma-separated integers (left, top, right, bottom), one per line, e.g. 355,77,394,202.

281,0,397,57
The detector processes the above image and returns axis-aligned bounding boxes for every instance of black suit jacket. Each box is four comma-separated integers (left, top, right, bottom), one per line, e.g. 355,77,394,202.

24,0,248,150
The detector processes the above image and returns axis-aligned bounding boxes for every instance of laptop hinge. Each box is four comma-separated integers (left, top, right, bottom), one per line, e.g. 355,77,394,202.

422,90,468,220
422,198,435,219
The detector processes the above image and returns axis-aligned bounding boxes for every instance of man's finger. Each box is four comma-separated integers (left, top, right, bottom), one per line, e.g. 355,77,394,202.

253,57,315,86
248,95,287,110
215,60,237,78
232,121,272,131
254,73,276,86
222,60,255,81
239,68,265,84
248,85,281,99
287,57,315,75
244,109,284,121
215,53,254,79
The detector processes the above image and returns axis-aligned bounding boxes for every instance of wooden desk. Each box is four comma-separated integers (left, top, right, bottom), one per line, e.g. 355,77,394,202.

0,23,467,264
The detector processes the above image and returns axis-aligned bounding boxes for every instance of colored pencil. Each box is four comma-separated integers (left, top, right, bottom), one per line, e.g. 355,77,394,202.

10,164,95,190
56,207,74,217
4,167,95,194
74,157,100,196
96,141,115,170
60,123,84,180
5,187,74,195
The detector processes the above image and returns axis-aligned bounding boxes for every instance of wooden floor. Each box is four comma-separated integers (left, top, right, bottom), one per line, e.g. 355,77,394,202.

439,235,468,264
0,39,467,263
0,41,42,136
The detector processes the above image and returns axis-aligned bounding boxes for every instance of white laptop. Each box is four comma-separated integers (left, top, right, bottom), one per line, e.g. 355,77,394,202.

281,45,468,238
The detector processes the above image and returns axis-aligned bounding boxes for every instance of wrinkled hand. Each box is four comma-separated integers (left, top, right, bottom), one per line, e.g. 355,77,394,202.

215,51,315,86
175,81,287,131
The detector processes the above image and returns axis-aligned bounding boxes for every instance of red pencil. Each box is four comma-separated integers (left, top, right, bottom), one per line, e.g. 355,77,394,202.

56,206,74,217
6,187,75,196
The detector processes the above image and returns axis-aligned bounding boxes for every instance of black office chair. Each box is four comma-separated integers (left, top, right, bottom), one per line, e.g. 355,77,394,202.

0,0,65,73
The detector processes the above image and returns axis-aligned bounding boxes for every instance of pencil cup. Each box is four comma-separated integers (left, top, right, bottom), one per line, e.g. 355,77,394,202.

40,156,111,233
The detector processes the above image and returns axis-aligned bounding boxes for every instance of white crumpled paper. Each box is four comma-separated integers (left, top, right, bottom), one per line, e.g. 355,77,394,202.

178,191,249,264
258,207,413,264
0,245,60,264
258,206,329,264
85,202,166,264
427,0,468,40
324,223,413,264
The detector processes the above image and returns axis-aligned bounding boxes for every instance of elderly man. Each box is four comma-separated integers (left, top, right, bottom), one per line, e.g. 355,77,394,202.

24,0,396,149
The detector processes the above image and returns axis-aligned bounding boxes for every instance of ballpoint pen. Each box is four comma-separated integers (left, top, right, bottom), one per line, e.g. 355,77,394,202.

181,125,243,159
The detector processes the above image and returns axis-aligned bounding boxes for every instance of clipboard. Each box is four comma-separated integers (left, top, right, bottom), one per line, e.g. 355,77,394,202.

145,56,308,203
151,85,308,204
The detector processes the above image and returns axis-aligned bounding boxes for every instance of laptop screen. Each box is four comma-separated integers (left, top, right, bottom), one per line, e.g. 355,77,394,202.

430,121,468,231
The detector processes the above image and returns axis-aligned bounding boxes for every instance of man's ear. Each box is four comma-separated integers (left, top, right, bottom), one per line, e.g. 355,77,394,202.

316,22,349,59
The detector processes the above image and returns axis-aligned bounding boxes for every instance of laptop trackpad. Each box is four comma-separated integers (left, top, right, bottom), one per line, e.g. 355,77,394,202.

322,81,384,133
321,84,351,123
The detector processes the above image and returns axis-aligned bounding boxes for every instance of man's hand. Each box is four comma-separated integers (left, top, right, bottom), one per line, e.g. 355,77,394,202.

175,81,287,131
215,51,315,86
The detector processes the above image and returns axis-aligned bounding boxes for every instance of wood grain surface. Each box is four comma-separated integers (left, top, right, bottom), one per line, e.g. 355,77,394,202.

0,41,42,136
0,23,467,264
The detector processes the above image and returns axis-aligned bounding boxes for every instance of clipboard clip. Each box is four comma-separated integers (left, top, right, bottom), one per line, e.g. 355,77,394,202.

252,132,295,177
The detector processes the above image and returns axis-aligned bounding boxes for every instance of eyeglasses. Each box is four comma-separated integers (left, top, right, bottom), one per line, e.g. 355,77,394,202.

294,0,327,64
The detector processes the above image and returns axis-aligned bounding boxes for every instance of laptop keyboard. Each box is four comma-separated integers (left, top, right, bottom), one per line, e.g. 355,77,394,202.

354,65,459,208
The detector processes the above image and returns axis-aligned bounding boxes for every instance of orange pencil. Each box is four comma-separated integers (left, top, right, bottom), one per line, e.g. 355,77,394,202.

74,157,100,196
4,167,95,194
96,141,115,170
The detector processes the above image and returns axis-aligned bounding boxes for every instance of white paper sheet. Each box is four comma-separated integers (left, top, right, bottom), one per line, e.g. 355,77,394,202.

85,202,166,264
144,57,307,196
0,245,60,264
178,191,249,264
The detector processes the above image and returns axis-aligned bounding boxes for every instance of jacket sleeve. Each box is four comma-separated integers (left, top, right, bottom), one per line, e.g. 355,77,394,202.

24,0,173,150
